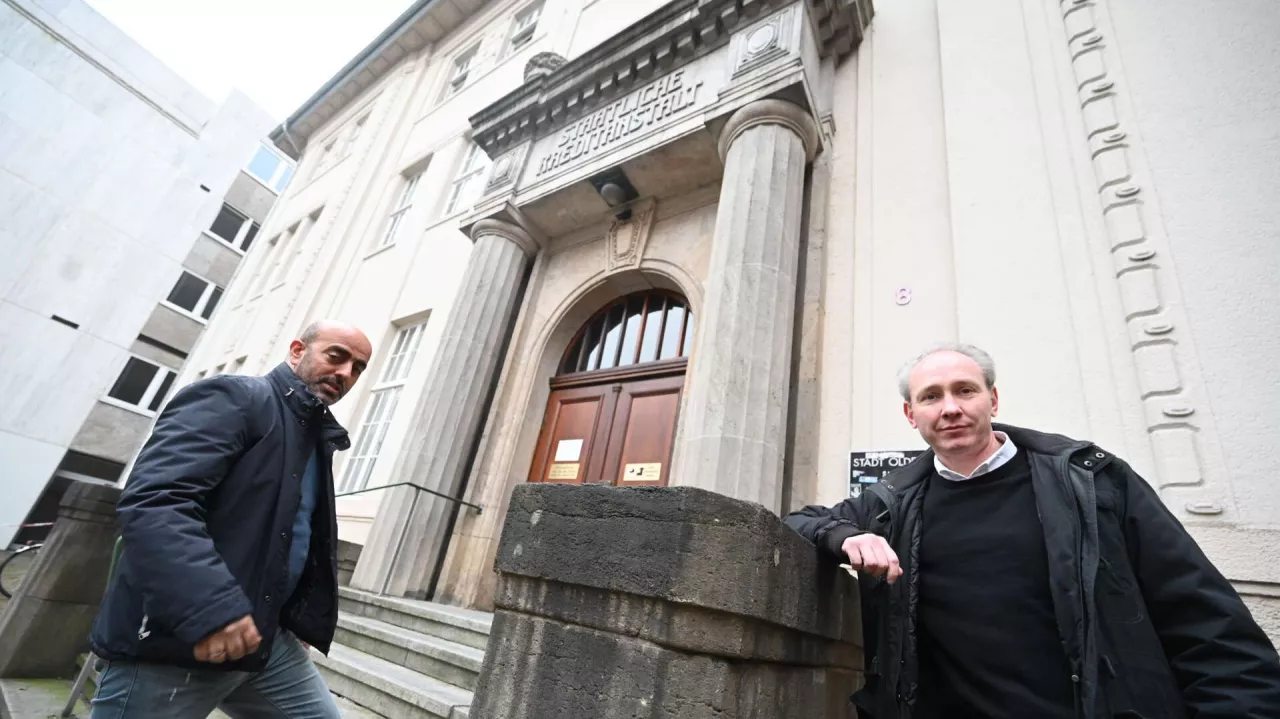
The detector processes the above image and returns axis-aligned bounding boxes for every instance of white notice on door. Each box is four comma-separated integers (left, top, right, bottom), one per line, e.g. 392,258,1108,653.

554,439,584,463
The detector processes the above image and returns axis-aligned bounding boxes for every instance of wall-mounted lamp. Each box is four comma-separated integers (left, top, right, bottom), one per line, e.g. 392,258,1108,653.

589,168,640,221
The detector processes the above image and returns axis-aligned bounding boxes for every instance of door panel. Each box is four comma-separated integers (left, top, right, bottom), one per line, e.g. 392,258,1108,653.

528,385,616,484
609,380,682,486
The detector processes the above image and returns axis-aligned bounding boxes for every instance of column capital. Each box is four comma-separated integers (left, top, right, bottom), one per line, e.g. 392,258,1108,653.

470,217,541,258
717,99,821,163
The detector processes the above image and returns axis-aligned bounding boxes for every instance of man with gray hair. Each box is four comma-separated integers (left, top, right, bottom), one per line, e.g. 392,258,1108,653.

786,344,1280,719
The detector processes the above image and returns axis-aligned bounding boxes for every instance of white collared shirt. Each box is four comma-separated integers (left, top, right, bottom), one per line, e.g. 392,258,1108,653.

935,432,1018,481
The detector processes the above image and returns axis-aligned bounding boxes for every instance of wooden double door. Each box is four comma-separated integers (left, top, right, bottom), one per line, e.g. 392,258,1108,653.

528,362,685,487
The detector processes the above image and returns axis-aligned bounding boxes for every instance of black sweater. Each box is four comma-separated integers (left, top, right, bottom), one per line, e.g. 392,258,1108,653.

915,450,1076,718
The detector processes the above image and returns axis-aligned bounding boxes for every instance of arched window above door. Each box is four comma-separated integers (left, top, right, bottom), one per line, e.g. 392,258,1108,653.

559,291,694,375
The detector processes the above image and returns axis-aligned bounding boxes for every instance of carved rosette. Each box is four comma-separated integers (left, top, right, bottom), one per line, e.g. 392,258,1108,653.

483,142,529,196
731,6,798,79
1059,0,1223,516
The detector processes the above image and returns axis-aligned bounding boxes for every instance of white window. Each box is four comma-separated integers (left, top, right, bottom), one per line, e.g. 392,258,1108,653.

208,204,260,252
164,271,224,321
445,45,478,98
507,3,542,54
445,142,492,216
105,356,178,413
246,143,295,193
379,172,422,249
339,322,428,492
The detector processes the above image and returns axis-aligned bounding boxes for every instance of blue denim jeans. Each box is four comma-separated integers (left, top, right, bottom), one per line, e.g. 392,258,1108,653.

89,630,341,719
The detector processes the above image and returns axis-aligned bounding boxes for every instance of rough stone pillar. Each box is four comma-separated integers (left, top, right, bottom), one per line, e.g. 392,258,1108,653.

470,483,860,718
0,481,121,677
672,99,821,512
353,219,537,598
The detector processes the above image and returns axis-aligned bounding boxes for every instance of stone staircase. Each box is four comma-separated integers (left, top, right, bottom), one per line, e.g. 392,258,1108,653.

312,586,492,719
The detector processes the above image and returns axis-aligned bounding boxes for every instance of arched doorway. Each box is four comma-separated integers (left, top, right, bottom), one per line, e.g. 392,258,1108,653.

528,290,693,487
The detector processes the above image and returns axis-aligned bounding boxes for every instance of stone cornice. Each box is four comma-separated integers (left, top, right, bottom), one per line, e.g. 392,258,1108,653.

469,0,873,156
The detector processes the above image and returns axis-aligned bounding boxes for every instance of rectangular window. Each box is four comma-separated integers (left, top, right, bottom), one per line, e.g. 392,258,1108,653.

445,45,478,99
208,204,260,252
379,172,422,248
445,142,492,216
106,356,178,412
339,322,428,492
507,3,542,54
165,271,224,321
246,143,295,193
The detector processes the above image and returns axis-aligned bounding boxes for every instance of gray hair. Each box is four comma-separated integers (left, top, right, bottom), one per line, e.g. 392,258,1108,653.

897,343,997,402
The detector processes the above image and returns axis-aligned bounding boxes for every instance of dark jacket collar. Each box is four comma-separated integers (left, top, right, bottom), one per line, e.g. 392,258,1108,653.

266,363,351,449
888,423,1098,492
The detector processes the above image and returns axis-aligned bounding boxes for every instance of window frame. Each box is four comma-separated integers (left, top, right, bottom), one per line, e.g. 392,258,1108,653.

245,143,295,193
338,322,428,493
206,203,260,254
443,141,492,217
505,2,543,55
162,269,224,322
102,355,179,416
378,172,423,249
444,44,480,99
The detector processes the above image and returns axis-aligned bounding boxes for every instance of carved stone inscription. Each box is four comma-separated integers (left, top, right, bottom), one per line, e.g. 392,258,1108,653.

535,69,704,177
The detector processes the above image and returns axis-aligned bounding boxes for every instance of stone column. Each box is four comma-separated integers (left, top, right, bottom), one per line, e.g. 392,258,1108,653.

352,219,537,598
0,481,121,677
672,99,820,513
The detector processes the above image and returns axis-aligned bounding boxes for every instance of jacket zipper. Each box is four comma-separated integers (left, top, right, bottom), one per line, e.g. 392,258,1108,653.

137,613,151,640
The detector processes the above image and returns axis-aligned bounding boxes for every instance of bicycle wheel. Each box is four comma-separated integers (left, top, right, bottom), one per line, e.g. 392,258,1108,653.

0,544,40,599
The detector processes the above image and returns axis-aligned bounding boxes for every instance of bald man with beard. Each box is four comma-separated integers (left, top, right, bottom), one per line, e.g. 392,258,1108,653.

89,321,373,718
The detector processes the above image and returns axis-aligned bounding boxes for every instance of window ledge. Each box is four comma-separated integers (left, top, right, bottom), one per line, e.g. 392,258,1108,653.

201,230,246,256
99,396,157,418
363,243,397,260
159,301,210,325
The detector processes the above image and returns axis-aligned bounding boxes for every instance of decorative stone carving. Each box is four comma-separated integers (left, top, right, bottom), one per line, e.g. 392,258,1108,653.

483,142,529,195
523,52,566,82
1057,0,1220,510
731,6,798,80
605,198,657,271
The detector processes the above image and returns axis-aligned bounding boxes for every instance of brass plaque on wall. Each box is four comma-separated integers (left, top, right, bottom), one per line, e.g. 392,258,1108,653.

547,463,579,480
623,463,662,481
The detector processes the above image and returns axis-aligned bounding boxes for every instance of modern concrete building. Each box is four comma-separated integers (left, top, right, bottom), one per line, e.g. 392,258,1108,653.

182,0,1280,694
0,0,281,547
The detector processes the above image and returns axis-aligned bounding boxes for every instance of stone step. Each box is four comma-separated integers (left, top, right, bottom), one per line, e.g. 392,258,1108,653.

338,587,492,651
314,644,473,719
335,614,484,691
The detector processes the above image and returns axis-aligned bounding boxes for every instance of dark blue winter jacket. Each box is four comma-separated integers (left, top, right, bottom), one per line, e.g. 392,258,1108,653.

90,363,350,671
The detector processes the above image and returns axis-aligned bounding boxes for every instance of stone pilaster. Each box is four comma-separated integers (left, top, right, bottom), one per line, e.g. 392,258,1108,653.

352,219,536,598
671,99,820,513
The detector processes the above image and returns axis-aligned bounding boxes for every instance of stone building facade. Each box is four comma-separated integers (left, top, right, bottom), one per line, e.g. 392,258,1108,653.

0,0,279,547
180,0,1280,637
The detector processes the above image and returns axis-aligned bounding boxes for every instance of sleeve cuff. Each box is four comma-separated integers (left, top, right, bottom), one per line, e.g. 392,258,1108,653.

171,588,254,645
824,524,866,559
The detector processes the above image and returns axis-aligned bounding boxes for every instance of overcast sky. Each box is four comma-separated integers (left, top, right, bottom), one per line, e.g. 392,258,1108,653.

86,0,417,121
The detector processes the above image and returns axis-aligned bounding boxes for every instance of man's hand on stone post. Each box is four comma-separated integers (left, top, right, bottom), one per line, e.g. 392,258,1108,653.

841,534,903,584
194,615,261,663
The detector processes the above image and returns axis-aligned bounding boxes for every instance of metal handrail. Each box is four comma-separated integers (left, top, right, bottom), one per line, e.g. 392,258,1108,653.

335,481,483,514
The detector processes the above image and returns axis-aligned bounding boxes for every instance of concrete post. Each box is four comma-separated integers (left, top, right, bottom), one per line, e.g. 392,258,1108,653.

672,99,821,512
0,481,121,678
353,219,537,598
470,483,861,718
